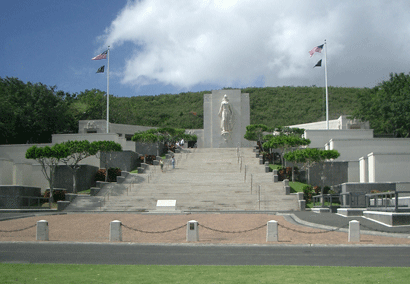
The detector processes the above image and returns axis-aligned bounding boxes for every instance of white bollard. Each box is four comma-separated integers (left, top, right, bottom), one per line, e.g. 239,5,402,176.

266,220,278,242
110,220,122,242
186,220,199,242
36,220,49,241
348,220,360,242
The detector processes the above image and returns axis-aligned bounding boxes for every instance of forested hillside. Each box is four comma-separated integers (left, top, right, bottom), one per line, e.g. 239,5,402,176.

1,76,365,144
103,86,362,129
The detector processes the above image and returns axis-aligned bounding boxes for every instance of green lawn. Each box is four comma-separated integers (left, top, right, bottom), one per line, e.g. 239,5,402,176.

77,189,91,194
289,181,306,193
1,264,409,283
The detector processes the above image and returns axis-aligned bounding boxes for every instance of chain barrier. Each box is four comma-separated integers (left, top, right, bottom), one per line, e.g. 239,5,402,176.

198,223,267,234
121,223,186,234
278,223,349,234
0,224,37,233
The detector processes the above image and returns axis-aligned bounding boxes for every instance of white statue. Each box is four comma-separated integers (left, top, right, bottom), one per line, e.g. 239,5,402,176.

218,95,233,134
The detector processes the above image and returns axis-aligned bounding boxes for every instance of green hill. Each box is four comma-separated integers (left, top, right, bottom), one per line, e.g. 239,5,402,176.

100,86,363,129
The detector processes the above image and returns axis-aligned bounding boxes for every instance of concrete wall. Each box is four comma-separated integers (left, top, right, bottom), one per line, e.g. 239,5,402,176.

78,120,155,136
100,151,140,172
329,138,410,161
31,164,51,193
0,159,13,185
333,182,397,208
0,143,53,164
0,185,42,209
347,160,360,182
359,156,368,183
289,115,370,130
308,161,348,187
135,142,164,156
304,129,374,148
334,182,396,194
53,165,99,193
368,152,410,183
13,163,32,186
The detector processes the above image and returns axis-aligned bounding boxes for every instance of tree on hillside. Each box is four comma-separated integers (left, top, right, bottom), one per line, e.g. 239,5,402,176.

0,77,76,144
25,144,70,203
353,72,410,137
72,89,106,121
60,140,99,193
284,148,340,185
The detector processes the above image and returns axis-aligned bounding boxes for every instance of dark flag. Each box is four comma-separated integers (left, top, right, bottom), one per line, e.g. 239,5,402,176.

313,59,322,68
96,65,105,73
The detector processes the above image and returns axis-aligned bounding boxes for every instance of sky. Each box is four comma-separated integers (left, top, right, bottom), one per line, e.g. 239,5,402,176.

1,0,410,98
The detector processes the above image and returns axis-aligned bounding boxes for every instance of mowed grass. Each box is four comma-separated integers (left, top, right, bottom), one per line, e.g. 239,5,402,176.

1,263,410,283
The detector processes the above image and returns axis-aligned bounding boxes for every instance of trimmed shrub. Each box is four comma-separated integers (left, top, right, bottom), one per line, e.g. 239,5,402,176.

303,185,314,202
94,169,106,182
94,168,122,182
44,189,66,202
108,167,121,182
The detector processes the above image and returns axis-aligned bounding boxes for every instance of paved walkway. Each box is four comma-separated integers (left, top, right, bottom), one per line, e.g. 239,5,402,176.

1,211,410,245
3,148,410,245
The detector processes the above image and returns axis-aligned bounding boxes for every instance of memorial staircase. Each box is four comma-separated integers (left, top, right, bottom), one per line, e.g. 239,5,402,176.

66,148,299,212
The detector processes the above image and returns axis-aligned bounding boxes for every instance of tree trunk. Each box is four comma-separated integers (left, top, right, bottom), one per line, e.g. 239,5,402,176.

73,171,77,193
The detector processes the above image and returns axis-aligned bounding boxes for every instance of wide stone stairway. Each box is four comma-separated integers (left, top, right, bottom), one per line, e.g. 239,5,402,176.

67,148,299,212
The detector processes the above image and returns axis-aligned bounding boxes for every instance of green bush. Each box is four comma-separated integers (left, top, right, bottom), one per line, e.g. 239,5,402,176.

302,185,314,202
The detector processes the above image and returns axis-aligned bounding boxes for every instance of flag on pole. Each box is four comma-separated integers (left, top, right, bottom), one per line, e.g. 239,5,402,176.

96,65,105,73
92,50,108,60
313,59,322,68
309,44,324,57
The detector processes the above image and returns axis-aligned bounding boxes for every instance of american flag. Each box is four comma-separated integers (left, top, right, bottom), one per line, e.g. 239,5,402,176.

309,44,324,57
92,50,107,60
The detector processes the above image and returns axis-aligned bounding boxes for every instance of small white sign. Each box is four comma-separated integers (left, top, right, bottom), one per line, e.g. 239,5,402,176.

156,200,176,211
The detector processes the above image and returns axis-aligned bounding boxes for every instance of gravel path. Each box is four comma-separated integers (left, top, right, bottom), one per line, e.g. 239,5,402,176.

1,213,410,245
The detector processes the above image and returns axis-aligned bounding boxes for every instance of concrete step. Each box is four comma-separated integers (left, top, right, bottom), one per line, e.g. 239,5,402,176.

64,195,103,212
86,147,299,212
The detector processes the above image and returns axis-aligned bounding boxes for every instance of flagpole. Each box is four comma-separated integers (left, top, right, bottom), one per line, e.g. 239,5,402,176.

324,39,329,130
106,46,110,134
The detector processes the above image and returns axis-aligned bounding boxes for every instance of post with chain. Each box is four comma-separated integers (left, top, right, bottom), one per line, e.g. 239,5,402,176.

244,165,247,182
348,220,360,242
187,220,199,242
251,174,253,194
36,220,49,241
110,220,122,242
266,220,278,242
258,185,261,211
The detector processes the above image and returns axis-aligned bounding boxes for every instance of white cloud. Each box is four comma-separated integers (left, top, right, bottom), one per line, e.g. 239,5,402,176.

101,0,410,90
